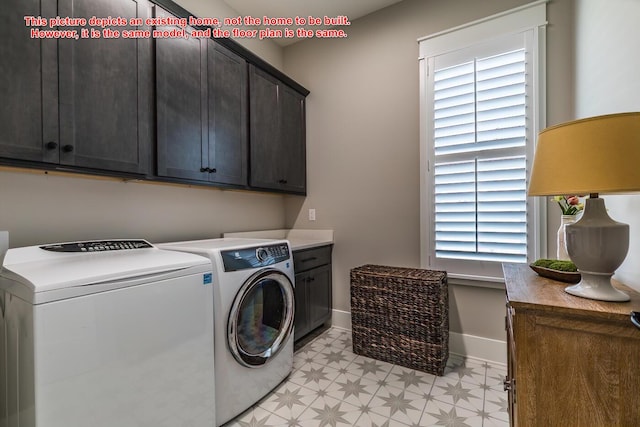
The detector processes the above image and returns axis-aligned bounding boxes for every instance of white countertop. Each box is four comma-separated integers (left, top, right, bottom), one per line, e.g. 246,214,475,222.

223,229,333,251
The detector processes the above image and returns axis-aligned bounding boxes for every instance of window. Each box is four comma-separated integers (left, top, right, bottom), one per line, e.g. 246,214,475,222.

419,2,547,281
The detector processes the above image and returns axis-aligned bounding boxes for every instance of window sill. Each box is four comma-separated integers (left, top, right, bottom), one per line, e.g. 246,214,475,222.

447,273,505,290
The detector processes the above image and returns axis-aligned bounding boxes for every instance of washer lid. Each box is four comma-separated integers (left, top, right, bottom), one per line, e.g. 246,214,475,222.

1,239,211,296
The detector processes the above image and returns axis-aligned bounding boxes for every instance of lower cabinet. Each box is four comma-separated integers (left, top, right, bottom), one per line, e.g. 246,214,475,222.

293,245,332,341
504,262,640,426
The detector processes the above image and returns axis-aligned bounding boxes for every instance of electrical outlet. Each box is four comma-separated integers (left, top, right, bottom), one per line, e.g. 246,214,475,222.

308,208,316,221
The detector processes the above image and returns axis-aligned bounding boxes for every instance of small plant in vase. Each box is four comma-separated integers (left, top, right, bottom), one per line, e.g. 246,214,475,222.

553,195,584,216
553,195,584,260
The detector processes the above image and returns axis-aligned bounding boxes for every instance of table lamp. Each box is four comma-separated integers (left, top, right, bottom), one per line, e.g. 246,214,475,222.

528,112,640,302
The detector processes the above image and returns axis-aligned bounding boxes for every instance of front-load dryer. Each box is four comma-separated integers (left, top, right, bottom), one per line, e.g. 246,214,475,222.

0,239,216,427
158,238,295,426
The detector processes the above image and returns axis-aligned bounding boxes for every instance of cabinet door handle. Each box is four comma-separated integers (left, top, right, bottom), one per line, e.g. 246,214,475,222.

200,167,210,173
308,276,315,282
62,145,74,153
631,311,640,329
209,168,217,173
45,141,58,150
278,179,288,184
300,257,317,263
503,378,514,391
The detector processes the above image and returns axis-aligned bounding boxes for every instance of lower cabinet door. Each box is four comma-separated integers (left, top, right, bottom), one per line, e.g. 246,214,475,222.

308,264,332,330
294,271,309,341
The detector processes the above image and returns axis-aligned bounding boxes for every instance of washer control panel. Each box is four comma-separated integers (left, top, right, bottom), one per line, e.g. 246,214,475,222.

40,240,153,253
221,243,290,272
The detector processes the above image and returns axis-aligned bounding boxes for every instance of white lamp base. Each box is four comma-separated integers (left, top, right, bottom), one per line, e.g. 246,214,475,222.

565,271,629,302
565,197,630,302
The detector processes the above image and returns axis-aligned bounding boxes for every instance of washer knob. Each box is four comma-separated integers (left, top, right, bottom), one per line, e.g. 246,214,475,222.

256,247,269,262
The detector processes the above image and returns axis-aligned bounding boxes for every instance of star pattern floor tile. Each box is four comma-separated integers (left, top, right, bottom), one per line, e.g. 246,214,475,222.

224,327,508,427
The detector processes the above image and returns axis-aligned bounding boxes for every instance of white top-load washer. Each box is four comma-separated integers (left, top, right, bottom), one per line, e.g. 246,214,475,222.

0,239,216,427
158,238,295,426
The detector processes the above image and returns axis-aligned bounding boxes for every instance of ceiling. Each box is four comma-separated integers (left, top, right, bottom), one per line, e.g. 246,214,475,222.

223,0,404,46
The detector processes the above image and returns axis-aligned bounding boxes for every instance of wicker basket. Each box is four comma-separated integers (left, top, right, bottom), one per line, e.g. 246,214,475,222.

350,265,448,375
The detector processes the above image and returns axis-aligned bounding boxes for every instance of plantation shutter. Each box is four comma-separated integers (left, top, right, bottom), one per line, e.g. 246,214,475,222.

419,1,545,280
432,49,528,263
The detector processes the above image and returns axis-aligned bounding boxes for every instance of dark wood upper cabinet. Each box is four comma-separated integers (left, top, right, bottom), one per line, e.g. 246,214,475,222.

156,7,208,181
0,0,58,163
156,7,248,187
249,66,281,189
57,0,152,175
0,0,152,175
249,65,306,194
278,84,306,194
207,42,248,186
1,0,306,193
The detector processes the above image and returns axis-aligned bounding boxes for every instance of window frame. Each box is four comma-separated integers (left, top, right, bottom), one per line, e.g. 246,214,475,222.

418,1,548,283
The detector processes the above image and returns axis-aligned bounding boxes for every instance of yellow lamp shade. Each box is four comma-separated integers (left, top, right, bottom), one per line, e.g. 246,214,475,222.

528,112,640,196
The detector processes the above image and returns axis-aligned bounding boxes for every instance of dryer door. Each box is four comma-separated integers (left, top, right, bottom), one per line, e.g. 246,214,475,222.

228,268,295,367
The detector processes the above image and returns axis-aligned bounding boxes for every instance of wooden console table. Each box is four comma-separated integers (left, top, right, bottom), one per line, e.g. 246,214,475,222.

503,263,640,426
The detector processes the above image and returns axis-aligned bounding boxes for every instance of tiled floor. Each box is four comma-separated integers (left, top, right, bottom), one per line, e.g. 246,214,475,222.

225,328,509,427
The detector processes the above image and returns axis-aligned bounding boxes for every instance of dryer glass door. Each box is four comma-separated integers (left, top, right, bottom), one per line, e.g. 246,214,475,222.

228,268,294,367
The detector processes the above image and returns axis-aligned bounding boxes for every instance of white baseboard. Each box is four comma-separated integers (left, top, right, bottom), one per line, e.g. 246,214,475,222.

331,309,507,366
331,309,352,331
449,331,507,366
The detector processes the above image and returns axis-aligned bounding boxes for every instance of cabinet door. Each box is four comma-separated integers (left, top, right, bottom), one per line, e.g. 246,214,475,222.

308,264,332,330
294,271,310,341
0,0,58,163
279,85,306,193
249,65,307,193
207,42,247,186
249,65,281,190
58,0,152,174
156,8,208,181
506,304,517,426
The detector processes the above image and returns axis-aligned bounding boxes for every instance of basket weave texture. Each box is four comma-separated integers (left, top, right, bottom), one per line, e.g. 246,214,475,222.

350,265,448,376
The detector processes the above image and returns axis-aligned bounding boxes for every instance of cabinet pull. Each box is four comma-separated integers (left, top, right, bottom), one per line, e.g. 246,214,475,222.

45,141,58,150
209,168,217,173
503,377,514,391
308,276,315,282
62,145,74,153
504,377,516,403
278,179,288,184
200,167,210,173
631,311,640,329
300,257,317,263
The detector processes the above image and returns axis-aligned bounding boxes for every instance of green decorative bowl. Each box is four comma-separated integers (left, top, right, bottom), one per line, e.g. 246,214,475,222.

529,264,581,284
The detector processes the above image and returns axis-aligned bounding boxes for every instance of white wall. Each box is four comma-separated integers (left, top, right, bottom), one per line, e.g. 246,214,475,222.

1,0,286,249
574,0,640,289
0,170,285,248
283,0,576,341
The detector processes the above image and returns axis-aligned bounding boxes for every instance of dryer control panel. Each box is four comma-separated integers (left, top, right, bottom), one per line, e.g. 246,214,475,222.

40,240,153,253
221,243,290,272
